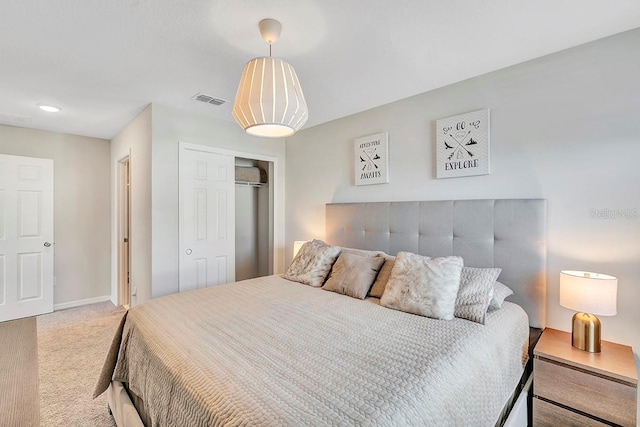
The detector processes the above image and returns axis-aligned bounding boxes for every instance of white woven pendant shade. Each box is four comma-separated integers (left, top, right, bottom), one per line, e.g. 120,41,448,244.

232,56,308,138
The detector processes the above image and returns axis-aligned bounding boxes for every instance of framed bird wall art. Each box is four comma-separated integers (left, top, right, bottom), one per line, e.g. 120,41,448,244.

436,109,490,178
354,132,389,186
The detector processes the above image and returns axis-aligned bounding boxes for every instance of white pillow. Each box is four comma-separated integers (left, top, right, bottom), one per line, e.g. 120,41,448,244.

380,252,464,320
283,241,341,287
488,281,514,310
454,267,501,324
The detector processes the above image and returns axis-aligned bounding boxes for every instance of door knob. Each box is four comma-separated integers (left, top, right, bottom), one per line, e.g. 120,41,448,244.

186,249,192,255
44,242,52,247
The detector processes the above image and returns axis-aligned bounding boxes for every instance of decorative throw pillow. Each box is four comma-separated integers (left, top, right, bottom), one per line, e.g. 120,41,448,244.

340,247,385,258
454,267,502,324
323,253,385,299
311,239,385,258
283,241,341,287
488,281,514,310
380,252,464,320
368,254,395,298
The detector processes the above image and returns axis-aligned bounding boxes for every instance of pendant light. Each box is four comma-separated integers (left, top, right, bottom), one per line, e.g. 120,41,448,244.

232,19,309,138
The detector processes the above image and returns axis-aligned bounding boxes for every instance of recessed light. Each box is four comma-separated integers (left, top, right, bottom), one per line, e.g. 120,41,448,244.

36,104,62,113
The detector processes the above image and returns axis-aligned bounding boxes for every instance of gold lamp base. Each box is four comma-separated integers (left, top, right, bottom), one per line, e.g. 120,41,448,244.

571,312,601,353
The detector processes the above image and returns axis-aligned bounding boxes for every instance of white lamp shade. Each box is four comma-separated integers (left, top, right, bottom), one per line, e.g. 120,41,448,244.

559,270,617,316
292,240,307,259
232,57,308,138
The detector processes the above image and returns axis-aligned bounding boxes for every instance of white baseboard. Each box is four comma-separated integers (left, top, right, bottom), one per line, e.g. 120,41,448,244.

54,295,113,311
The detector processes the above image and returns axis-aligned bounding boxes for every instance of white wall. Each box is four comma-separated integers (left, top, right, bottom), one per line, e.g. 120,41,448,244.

110,105,152,305
286,28,640,357
150,104,286,298
0,124,110,304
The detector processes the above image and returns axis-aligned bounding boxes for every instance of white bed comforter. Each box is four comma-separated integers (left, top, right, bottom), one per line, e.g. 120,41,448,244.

95,275,529,426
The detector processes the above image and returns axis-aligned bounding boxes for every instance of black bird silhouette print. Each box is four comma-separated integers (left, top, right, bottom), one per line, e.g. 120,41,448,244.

436,109,489,179
354,132,388,185
360,148,380,171
444,130,475,160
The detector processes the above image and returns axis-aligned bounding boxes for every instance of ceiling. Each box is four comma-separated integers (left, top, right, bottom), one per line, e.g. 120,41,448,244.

1,1,639,140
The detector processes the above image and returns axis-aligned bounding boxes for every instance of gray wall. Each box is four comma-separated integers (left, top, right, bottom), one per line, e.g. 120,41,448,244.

235,158,260,281
110,105,152,306
0,124,111,305
286,29,640,356
235,183,259,281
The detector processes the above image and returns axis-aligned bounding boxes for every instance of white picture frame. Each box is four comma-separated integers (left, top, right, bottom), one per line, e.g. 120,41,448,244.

354,132,389,186
436,109,490,178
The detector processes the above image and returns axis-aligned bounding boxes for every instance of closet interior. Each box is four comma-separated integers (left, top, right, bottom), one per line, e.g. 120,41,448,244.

235,157,274,281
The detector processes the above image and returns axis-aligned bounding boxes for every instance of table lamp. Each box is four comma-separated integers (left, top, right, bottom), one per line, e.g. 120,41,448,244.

292,241,308,259
559,270,617,353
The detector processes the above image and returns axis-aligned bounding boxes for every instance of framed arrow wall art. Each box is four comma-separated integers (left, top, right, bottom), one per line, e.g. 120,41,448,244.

354,132,389,186
436,109,490,178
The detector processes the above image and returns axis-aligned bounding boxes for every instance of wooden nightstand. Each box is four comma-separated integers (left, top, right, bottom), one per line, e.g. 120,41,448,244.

533,328,637,426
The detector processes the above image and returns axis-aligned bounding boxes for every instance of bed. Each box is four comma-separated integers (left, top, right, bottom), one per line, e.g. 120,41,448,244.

95,198,547,426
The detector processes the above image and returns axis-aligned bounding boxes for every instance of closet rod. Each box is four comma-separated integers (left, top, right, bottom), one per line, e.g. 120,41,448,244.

235,181,268,187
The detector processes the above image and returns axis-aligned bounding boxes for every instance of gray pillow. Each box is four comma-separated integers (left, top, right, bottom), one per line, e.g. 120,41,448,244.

454,267,502,324
283,241,341,287
380,252,464,320
323,253,385,299
340,247,385,258
313,239,385,259
368,254,395,298
488,281,514,310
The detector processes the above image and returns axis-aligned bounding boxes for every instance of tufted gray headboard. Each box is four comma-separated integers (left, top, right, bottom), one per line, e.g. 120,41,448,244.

326,199,547,328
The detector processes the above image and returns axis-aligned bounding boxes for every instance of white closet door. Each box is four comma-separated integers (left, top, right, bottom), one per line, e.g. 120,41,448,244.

0,154,54,322
179,147,235,292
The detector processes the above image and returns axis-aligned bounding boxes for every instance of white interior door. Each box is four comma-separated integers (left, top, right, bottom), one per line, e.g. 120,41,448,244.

179,146,235,292
0,154,54,322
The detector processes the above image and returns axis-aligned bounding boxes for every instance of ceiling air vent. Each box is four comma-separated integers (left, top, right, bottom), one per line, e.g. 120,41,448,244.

192,93,227,106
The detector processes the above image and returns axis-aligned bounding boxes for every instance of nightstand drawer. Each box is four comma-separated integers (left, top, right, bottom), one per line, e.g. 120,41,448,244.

534,358,637,426
533,398,608,427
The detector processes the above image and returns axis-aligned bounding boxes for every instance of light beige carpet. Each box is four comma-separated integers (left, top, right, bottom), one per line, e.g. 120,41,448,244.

38,302,125,427
0,316,39,427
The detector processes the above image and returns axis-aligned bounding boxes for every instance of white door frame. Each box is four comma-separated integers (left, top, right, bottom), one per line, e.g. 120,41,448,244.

116,156,130,308
178,141,281,277
112,150,132,307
